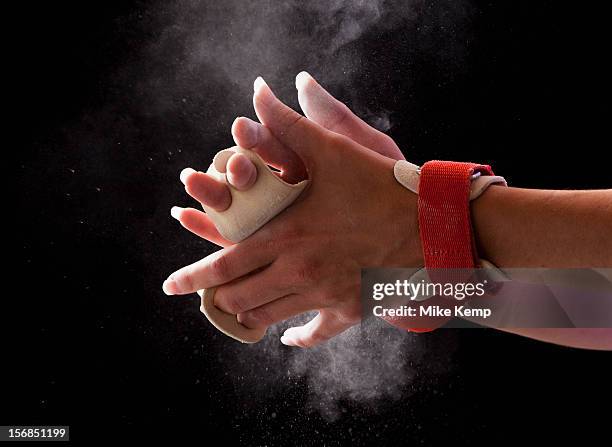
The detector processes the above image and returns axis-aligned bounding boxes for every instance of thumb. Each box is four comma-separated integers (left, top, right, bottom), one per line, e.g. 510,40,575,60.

253,77,327,166
280,311,354,348
296,71,405,161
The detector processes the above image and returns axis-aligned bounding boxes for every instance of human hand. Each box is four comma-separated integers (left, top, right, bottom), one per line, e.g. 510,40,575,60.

172,72,405,246
163,77,422,347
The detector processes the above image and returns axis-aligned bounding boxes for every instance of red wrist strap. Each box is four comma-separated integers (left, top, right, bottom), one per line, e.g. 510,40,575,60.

418,160,494,268
410,160,495,332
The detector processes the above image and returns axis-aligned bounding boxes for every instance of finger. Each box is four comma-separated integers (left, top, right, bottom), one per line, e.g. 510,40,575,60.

231,117,307,183
280,311,354,348
226,152,257,190
295,71,404,161
180,167,231,211
213,262,296,315
253,77,327,164
237,293,319,330
162,240,276,295
169,206,233,247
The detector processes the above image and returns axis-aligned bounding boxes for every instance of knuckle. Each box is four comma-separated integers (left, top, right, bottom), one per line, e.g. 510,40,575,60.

208,185,226,207
379,133,400,152
242,306,273,328
381,133,396,147
249,232,281,254
261,235,283,252
279,223,305,244
326,131,348,147
283,111,304,134
209,254,231,282
293,260,319,285
330,103,350,129
176,269,194,292
325,133,355,159
221,293,247,314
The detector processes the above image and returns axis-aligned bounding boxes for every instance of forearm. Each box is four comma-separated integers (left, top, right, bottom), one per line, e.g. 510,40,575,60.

472,187,612,267
470,186,612,349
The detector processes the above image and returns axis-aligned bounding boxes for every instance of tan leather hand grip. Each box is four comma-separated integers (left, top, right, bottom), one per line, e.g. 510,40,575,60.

199,147,308,343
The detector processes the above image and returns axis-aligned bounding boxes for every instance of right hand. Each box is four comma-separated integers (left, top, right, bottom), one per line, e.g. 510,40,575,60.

172,72,405,246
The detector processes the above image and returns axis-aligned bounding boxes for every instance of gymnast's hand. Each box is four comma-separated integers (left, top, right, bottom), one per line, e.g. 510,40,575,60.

163,76,423,347
171,72,405,248
165,75,612,351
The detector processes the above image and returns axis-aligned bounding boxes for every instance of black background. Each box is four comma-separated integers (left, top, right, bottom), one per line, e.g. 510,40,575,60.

4,0,611,445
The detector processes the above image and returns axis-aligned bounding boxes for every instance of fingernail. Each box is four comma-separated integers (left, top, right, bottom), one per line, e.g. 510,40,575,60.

180,167,196,185
254,76,267,92
280,335,292,346
295,71,314,90
162,279,176,295
254,77,275,107
170,206,182,220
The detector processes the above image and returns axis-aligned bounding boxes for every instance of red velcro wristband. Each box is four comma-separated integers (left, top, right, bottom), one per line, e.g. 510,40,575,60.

411,160,495,332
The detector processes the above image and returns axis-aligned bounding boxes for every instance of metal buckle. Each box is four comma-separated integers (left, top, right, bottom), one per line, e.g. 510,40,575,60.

416,167,482,180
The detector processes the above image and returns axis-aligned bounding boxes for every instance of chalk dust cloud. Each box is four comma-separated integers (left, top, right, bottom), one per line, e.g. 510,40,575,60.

139,0,473,133
129,0,471,417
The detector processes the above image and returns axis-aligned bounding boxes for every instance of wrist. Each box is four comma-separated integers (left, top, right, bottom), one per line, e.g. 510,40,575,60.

470,183,507,267
379,157,424,268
